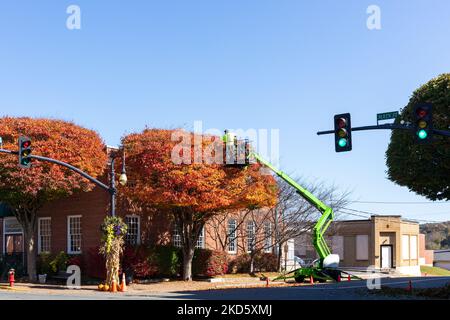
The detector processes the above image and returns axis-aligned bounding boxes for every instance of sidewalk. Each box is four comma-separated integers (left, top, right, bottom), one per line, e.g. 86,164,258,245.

0,278,300,297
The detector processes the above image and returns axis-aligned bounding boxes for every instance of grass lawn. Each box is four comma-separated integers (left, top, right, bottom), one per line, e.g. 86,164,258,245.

421,266,450,276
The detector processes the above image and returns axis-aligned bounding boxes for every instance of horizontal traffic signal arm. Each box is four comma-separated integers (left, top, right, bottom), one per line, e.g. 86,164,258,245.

0,148,113,194
318,123,450,137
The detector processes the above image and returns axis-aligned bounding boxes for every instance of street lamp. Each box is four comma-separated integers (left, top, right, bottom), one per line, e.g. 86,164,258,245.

110,148,127,217
119,150,127,186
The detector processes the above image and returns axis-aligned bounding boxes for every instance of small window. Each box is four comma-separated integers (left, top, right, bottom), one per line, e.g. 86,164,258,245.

67,216,82,254
356,235,369,260
228,219,237,253
402,235,410,260
38,218,51,254
410,235,418,260
196,227,205,249
247,221,255,253
125,215,140,245
264,222,272,253
172,222,182,248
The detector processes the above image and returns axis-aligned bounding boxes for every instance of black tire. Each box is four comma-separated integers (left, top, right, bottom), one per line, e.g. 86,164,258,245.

294,276,305,283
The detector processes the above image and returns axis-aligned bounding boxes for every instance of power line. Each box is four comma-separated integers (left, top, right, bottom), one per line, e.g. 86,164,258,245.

351,200,449,205
340,207,441,224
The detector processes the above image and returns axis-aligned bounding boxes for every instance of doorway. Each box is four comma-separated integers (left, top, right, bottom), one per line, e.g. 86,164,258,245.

380,245,393,269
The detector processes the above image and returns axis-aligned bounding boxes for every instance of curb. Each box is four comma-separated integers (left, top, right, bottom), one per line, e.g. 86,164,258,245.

0,285,28,292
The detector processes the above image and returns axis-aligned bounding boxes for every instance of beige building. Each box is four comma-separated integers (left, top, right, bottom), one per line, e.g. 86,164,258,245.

295,215,422,276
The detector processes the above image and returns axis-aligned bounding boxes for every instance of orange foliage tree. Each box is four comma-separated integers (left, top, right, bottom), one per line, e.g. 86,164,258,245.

120,129,277,280
0,117,107,280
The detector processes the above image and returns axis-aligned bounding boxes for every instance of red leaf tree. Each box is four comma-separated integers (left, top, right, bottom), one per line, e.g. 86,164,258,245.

120,129,277,281
0,117,107,280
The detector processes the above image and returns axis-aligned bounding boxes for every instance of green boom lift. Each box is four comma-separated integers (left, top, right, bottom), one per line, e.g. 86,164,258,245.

223,131,343,283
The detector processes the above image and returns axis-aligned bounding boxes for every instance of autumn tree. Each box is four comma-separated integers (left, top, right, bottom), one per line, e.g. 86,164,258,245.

0,117,107,281
120,129,277,281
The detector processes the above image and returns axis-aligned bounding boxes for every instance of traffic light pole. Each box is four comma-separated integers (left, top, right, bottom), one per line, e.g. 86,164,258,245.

0,148,118,216
317,123,450,137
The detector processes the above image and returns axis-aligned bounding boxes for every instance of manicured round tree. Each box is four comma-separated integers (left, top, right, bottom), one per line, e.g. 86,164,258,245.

120,128,277,281
386,74,450,201
0,117,107,281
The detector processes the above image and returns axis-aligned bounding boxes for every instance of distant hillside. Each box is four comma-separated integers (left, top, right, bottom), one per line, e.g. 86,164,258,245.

420,222,450,250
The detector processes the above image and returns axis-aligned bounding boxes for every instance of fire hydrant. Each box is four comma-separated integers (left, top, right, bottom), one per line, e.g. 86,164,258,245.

8,269,15,287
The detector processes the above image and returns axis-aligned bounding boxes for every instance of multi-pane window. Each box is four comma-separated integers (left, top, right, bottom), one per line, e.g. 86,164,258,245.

125,215,140,245
196,227,205,249
228,219,237,253
68,216,82,254
264,222,272,253
173,223,182,248
38,218,51,253
247,221,255,252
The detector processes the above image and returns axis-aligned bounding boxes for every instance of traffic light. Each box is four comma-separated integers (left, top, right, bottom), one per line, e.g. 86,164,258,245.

18,136,32,168
334,113,352,152
413,103,433,144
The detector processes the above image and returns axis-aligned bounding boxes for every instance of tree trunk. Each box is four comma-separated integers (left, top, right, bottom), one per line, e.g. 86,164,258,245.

24,227,37,282
182,247,195,281
15,206,38,282
277,243,283,272
249,253,255,275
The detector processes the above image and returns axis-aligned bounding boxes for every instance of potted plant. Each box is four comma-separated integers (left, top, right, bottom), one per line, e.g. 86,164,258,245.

37,253,52,284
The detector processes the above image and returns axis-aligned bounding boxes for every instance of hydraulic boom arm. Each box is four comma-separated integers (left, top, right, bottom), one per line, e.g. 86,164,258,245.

251,152,334,266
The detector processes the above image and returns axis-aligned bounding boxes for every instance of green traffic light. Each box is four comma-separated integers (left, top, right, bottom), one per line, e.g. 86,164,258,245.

417,129,428,140
338,138,347,147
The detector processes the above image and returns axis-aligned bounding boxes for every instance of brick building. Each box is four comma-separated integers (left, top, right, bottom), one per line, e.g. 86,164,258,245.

0,148,276,276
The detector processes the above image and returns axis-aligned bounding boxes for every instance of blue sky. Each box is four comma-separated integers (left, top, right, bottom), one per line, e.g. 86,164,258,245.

0,1,449,221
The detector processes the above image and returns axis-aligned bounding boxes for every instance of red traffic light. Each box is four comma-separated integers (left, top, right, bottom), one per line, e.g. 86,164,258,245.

337,118,347,128
416,108,428,118
21,141,31,148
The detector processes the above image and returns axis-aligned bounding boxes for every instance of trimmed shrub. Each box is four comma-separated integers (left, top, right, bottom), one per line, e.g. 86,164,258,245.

153,245,181,277
122,245,158,279
228,253,250,273
85,247,106,279
254,253,277,272
228,252,278,273
49,251,69,273
192,249,228,277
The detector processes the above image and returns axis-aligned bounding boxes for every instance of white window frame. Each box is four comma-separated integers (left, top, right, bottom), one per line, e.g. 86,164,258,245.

247,221,255,253
173,222,182,248
410,235,418,260
3,217,24,254
38,217,51,254
227,219,237,254
196,227,205,249
402,234,410,260
264,222,272,253
67,215,82,254
125,215,141,245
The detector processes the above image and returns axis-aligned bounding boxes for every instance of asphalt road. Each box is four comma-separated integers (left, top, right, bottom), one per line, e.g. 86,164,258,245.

0,277,449,300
